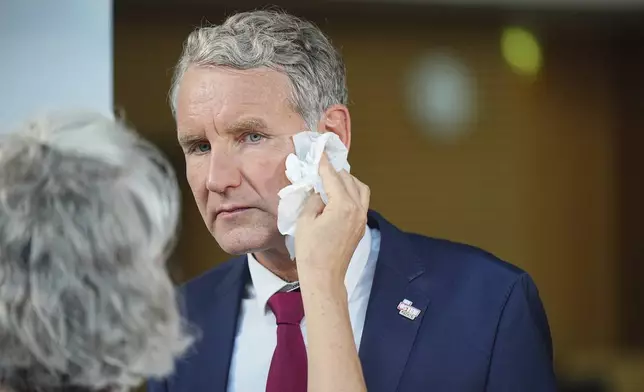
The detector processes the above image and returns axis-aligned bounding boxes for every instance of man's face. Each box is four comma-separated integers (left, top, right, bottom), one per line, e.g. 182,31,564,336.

175,66,307,255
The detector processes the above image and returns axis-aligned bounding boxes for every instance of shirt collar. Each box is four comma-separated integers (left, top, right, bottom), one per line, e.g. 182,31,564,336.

247,225,373,315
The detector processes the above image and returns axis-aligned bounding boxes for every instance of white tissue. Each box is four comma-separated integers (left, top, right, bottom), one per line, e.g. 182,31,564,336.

277,131,350,259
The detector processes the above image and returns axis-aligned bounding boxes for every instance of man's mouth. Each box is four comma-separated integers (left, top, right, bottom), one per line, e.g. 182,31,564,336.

215,206,253,219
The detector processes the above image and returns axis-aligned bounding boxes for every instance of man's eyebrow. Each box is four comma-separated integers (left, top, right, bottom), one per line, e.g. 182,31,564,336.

224,118,268,134
176,118,268,147
177,134,205,147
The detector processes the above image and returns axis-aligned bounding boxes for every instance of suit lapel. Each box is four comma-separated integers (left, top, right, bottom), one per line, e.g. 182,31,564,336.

181,256,248,391
359,211,430,392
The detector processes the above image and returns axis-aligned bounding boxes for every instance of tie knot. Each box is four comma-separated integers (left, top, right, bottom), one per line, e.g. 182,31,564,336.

268,291,304,325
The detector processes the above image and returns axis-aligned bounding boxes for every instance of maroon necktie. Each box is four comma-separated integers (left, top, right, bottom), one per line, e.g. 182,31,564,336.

266,291,307,392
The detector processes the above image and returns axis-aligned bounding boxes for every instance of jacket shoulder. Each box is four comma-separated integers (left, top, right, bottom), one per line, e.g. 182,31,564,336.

411,234,524,278
176,256,246,309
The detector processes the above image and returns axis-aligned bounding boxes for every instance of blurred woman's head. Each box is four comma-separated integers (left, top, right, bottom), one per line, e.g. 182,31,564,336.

0,111,193,391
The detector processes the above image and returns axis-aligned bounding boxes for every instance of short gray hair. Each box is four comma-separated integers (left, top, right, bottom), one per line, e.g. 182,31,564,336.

0,111,193,391
170,9,348,130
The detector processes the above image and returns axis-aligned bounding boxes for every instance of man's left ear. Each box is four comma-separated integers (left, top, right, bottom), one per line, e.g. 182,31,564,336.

317,104,351,150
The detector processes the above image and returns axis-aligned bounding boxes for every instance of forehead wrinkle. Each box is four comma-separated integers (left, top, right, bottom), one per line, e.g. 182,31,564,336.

210,99,263,137
192,73,218,107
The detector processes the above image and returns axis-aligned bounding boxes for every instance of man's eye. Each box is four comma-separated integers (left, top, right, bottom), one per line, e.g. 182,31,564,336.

243,133,264,143
191,142,210,153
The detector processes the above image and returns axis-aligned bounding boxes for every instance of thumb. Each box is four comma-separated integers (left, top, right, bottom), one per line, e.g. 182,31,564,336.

298,191,325,223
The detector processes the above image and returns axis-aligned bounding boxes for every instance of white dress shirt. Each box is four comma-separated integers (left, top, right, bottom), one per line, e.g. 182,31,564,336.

226,227,381,392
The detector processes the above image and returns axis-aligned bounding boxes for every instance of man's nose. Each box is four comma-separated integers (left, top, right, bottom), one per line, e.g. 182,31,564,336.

206,149,241,194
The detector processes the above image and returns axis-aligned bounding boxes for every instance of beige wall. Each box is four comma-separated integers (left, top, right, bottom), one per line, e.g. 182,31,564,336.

115,7,623,362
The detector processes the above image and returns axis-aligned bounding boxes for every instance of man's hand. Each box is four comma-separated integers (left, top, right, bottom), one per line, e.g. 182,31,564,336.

295,152,370,392
294,153,370,285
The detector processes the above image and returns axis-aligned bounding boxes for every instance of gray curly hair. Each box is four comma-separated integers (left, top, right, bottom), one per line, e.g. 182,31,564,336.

0,111,194,392
170,9,348,131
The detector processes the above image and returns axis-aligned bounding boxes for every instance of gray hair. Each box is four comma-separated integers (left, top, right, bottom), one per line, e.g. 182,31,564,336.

170,9,348,131
0,111,194,391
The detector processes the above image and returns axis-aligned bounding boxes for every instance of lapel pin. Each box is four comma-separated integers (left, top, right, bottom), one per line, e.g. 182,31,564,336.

397,299,421,320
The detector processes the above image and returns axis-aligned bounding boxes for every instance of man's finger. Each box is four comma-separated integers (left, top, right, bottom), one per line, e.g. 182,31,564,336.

318,152,348,204
355,178,371,211
338,169,361,204
298,191,325,222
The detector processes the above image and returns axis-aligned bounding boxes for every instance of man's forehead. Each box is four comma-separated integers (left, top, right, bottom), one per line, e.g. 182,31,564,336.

181,65,291,100
179,67,291,114
177,69,298,137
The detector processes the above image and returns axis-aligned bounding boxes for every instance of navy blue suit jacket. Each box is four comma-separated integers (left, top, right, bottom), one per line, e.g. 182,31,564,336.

148,210,557,391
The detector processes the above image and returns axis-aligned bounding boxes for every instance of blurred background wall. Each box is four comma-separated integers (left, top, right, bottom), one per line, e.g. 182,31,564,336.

0,0,113,131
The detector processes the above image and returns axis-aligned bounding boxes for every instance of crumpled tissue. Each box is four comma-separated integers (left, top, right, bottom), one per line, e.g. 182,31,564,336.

277,131,350,259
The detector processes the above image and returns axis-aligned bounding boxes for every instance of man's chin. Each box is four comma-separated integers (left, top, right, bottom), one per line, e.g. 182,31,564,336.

218,243,272,256
213,229,279,256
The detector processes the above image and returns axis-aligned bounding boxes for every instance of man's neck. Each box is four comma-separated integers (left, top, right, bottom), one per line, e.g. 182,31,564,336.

253,247,298,282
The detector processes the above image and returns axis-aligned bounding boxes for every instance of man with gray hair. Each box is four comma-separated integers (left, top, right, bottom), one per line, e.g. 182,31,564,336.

149,9,557,392
0,111,194,392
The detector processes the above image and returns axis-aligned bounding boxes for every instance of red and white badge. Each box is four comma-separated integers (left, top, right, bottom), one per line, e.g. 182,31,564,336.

397,299,421,320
